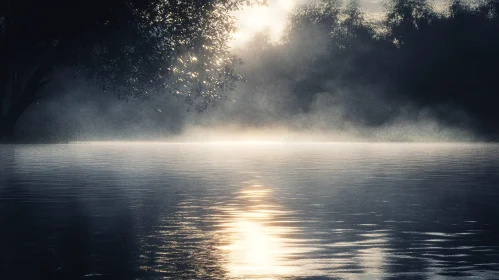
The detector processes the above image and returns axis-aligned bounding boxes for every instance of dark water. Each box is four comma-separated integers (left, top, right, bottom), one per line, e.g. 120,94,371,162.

1,143,499,280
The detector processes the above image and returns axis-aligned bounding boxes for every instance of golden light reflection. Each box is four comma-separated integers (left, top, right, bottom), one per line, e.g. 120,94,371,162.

213,181,390,280
216,183,299,279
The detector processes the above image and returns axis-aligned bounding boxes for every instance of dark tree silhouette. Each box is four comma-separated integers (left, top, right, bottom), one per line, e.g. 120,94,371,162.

0,0,264,141
234,0,499,138
384,0,499,136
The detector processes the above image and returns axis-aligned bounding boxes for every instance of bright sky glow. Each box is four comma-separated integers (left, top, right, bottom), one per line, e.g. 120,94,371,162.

230,0,443,48
230,0,298,47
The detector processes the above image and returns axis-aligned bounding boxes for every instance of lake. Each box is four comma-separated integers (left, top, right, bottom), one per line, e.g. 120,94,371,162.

1,142,499,280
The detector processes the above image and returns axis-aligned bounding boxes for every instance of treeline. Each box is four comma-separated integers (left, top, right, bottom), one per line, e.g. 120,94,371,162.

236,0,499,139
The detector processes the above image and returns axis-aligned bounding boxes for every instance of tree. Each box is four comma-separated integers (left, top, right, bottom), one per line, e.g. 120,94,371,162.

385,0,436,43
0,0,264,141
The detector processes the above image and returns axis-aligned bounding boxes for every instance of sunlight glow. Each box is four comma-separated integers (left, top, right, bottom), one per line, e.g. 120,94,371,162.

202,140,285,145
230,0,297,47
80,141,486,147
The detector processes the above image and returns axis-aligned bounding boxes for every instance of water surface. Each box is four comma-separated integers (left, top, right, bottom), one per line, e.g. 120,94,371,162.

1,143,499,279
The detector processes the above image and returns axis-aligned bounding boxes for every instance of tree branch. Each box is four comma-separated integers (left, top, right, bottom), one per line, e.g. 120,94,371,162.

0,65,7,114
7,64,49,123
5,37,67,123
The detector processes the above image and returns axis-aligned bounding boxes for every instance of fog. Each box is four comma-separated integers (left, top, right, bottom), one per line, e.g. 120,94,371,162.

15,0,499,142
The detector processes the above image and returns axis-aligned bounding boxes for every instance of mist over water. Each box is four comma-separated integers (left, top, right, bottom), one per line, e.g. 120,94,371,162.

17,68,475,143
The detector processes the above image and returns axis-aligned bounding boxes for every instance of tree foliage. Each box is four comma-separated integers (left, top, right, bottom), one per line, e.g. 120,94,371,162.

0,0,264,140
236,0,499,138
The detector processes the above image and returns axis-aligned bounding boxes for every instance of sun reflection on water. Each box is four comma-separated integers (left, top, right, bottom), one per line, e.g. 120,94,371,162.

211,180,392,280
216,183,299,279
